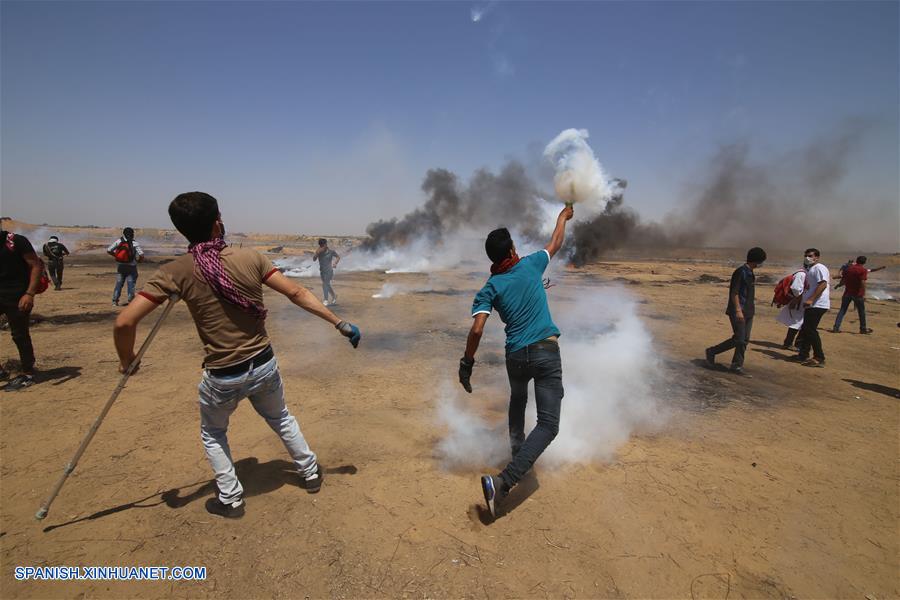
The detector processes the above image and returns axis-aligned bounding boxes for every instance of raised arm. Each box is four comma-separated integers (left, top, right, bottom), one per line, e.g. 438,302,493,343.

544,206,574,258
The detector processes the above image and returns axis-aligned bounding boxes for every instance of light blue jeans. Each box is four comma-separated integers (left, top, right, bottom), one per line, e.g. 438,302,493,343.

112,270,138,303
198,355,317,504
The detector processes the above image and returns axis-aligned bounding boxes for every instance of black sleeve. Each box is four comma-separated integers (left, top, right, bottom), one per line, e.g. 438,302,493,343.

61,244,70,254
14,234,35,256
728,268,742,299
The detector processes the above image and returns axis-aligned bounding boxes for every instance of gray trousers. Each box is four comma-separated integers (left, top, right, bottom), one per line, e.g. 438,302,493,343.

198,355,317,503
709,314,754,368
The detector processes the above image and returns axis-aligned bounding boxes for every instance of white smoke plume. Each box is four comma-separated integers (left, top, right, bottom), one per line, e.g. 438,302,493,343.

435,286,665,469
543,128,619,217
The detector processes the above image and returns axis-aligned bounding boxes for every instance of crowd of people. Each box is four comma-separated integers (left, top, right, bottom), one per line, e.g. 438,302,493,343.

705,247,887,374
0,208,891,518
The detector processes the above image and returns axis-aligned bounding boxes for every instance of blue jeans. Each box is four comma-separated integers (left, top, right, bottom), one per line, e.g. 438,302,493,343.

501,340,564,487
832,295,866,332
113,269,138,303
198,355,317,504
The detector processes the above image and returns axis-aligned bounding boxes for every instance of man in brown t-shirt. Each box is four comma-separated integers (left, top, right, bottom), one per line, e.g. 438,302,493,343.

113,192,361,519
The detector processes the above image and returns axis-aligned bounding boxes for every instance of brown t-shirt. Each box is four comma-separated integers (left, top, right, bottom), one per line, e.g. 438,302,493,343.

139,248,279,368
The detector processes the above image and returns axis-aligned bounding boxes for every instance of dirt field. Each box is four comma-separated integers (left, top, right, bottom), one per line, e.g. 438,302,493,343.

1,237,898,599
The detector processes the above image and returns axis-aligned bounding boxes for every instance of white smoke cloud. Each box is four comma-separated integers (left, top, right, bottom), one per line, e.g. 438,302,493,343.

435,286,665,469
543,128,618,217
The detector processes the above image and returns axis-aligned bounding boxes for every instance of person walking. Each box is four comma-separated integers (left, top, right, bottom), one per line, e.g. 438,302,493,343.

458,205,573,518
313,238,340,305
42,235,70,291
107,227,144,306
114,192,361,518
0,230,43,390
793,248,830,367
776,265,806,349
831,255,873,334
705,247,767,375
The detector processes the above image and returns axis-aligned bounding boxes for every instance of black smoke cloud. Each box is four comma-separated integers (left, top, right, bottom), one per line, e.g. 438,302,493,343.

361,162,546,252
361,124,874,264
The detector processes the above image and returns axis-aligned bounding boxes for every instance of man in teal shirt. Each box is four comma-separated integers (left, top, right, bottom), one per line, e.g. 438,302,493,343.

459,205,573,518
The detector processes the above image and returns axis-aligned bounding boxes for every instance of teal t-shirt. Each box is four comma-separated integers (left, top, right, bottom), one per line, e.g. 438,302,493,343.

471,250,560,353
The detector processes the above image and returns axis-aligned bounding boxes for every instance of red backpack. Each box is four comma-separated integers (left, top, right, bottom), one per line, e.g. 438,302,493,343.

112,239,135,263
772,271,803,307
4,232,50,294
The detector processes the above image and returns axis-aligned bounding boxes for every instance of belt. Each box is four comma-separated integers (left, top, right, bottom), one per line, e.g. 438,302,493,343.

529,338,559,351
509,337,559,355
207,346,274,377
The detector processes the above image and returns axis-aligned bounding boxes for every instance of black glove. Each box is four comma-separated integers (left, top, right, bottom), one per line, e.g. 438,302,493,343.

459,356,474,393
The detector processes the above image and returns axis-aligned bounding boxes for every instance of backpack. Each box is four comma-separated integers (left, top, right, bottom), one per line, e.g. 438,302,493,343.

4,232,50,294
772,271,803,307
113,238,135,263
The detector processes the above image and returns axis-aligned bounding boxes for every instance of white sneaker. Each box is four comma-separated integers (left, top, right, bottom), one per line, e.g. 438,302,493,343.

322,300,330,306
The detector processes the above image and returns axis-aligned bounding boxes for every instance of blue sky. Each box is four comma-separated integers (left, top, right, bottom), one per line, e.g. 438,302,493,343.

2,1,897,247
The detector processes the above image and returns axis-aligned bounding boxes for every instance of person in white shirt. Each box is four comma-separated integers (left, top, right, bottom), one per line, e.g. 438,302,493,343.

792,248,830,367
777,266,806,349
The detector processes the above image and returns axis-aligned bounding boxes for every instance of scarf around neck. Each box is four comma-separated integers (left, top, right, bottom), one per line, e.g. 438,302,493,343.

490,252,520,276
188,238,267,319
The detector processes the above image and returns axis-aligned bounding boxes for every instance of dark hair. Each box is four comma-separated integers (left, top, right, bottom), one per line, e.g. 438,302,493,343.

318,238,327,246
856,255,867,265
746,247,766,264
168,192,220,244
123,227,134,240
485,228,514,263
805,248,820,257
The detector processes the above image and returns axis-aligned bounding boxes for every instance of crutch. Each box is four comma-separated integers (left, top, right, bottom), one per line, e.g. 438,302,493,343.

35,294,179,520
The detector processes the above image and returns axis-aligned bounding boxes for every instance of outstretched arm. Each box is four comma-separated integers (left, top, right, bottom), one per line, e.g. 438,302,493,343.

264,271,341,324
544,206,574,258
264,270,360,346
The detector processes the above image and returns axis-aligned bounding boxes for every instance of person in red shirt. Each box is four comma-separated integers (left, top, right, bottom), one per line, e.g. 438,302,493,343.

831,255,876,334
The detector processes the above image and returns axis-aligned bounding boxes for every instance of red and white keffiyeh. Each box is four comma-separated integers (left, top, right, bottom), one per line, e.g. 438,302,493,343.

188,239,267,319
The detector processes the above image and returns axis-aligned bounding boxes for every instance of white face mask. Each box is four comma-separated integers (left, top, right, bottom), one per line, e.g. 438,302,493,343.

803,256,815,267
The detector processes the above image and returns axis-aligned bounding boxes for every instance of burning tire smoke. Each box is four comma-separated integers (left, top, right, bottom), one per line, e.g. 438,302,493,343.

283,124,881,279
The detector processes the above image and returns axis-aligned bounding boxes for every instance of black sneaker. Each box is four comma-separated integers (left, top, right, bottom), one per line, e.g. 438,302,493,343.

3,374,34,391
481,475,508,518
860,328,873,334
704,348,716,367
301,465,323,494
205,497,245,519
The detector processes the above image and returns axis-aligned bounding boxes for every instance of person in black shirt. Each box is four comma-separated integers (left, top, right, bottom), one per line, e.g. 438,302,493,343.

0,230,43,390
42,235,70,290
705,247,767,375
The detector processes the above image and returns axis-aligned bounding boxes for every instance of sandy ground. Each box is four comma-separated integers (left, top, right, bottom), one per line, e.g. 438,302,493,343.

1,241,898,599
